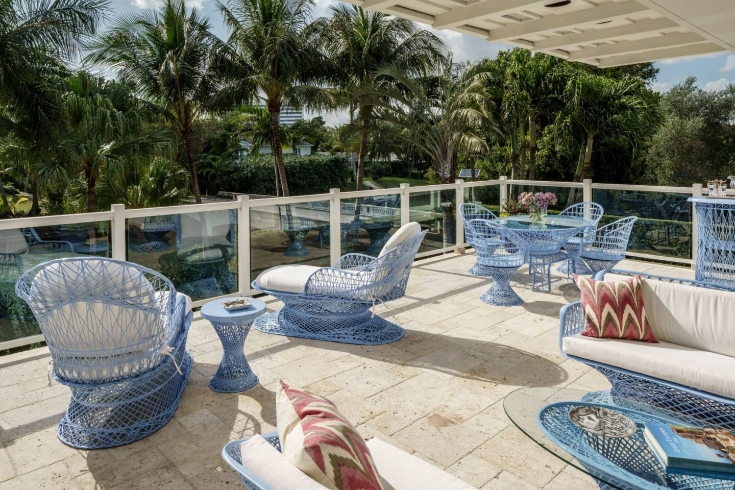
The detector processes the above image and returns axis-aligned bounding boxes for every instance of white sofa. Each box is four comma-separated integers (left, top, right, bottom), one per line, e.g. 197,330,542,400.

560,270,735,427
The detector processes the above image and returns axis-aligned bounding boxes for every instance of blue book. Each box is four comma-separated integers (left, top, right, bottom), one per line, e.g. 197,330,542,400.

643,423,735,475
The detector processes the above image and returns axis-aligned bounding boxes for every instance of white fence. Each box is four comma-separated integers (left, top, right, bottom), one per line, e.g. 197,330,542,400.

0,177,701,350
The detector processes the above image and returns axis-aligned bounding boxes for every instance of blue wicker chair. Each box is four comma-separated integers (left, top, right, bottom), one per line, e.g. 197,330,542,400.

252,222,427,345
458,203,499,276
578,216,638,276
15,258,193,449
466,219,526,306
556,202,604,275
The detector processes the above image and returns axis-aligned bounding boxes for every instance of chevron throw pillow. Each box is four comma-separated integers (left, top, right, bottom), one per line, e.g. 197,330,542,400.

276,381,384,490
576,275,657,342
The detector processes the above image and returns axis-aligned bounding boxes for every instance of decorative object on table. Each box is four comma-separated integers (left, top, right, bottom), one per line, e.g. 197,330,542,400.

252,222,426,345
222,297,252,311
556,202,604,276
578,216,638,275
458,203,499,276
14,258,193,449
708,180,730,197
560,269,735,431
688,197,735,288
518,191,557,223
222,382,477,490
575,274,657,342
539,401,735,489
568,405,637,437
465,219,526,306
200,296,266,392
276,381,384,490
643,423,735,475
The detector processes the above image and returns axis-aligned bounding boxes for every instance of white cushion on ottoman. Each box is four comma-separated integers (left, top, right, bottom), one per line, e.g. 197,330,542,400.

239,435,327,490
255,265,322,294
366,438,477,490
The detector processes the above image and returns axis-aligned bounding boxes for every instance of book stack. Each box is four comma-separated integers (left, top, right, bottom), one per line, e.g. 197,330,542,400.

643,423,735,477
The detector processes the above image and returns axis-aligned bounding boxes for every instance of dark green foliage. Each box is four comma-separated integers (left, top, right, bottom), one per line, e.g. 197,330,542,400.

206,154,349,196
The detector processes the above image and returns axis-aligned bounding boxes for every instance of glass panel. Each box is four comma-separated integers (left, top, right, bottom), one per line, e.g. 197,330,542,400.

592,189,692,260
0,221,112,343
250,201,330,283
410,190,456,254
508,185,582,215
340,195,401,257
128,210,238,301
464,184,500,213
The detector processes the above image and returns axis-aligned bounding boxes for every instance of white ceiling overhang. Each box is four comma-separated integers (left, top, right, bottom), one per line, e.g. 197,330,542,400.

346,0,735,67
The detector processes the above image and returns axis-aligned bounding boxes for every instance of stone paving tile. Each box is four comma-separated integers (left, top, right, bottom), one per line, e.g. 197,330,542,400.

0,255,692,488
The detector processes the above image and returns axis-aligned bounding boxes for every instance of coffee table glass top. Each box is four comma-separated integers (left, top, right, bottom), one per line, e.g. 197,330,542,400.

493,215,593,230
504,388,735,490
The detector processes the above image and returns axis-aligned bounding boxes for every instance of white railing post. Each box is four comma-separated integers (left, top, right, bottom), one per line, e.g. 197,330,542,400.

583,179,593,219
455,179,465,253
400,183,410,225
237,195,251,296
499,176,508,209
111,204,126,260
330,188,341,265
691,182,703,270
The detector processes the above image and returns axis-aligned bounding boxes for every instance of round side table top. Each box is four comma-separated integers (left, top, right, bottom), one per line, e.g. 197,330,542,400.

200,297,267,324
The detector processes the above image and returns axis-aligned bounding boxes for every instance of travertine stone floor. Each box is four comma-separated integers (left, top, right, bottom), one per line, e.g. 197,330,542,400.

0,254,693,489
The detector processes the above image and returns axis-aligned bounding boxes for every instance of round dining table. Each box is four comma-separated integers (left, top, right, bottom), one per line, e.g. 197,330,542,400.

490,215,593,291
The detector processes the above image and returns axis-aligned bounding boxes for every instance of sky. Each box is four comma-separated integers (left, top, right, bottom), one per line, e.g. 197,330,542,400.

108,0,735,125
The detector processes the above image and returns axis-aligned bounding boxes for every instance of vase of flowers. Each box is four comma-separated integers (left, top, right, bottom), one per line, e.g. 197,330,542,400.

518,192,558,223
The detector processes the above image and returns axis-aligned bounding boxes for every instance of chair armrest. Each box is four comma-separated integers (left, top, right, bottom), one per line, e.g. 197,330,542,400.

304,267,377,301
333,253,376,270
559,301,584,357
165,293,193,349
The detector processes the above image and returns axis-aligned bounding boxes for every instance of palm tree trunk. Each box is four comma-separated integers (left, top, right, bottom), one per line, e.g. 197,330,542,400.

84,164,96,213
568,141,587,206
182,124,202,204
269,106,290,197
581,134,594,180
0,174,12,217
528,114,537,181
356,109,370,192
519,118,526,180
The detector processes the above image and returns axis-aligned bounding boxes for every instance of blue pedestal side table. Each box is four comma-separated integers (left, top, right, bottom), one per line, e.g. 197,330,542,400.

200,297,267,393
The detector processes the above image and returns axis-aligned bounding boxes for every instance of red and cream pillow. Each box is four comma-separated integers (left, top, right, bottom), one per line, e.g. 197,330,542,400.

276,381,384,490
575,275,657,342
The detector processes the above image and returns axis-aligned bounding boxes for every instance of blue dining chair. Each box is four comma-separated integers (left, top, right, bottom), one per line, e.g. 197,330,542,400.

466,219,526,306
579,217,638,275
459,203,499,276
557,202,604,275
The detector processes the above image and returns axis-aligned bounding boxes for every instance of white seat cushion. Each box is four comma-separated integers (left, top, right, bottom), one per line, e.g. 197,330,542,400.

563,335,735,400
239,436,327,490
379,222,421,257
366,438,477,490
255,265,322,294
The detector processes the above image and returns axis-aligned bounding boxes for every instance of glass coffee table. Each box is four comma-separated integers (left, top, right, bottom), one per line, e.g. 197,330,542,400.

505,388,735,489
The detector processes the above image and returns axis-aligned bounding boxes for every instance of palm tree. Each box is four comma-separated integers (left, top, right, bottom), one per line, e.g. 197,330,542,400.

51,72,169,213
88,0,221,203
319,5,447,191
216,0,329,197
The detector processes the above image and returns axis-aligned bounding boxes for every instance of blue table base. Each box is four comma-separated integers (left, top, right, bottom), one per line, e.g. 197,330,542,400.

480,267,523,306
209,320,259,393
284,230,310,257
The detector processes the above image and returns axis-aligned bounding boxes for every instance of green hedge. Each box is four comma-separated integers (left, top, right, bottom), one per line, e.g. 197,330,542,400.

208,154,349,196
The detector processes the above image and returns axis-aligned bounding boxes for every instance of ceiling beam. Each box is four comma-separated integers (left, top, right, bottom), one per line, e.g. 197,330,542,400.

432,0,542,31
386,5,436,24
361,0,401,12
486,0,649,42
532,17,678,51
596,42,725,67
568,31,707,60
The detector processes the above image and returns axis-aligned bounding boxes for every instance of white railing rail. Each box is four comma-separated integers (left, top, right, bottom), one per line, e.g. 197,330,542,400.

0,176,702,350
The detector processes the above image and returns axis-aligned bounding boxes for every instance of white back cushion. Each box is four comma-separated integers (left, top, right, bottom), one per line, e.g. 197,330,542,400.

0,229,28,254
379,222,421,257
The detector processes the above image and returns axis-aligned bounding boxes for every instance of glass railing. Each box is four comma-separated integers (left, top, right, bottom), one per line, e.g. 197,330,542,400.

410,189,456,254
339,195,401,257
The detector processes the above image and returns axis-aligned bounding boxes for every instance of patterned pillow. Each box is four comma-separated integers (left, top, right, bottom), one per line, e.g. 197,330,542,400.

276,381,384,490
576,275,657,342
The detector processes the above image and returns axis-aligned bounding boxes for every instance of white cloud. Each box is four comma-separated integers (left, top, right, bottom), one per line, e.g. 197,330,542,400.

651,82,671,92
720,54,735,73
703,77,732,91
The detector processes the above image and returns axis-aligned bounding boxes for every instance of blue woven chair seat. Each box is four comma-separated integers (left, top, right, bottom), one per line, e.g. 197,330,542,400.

578,217,638,276
253,223,427,345
16,258,193,449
